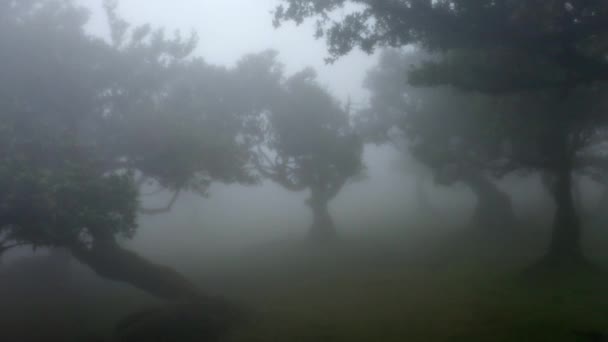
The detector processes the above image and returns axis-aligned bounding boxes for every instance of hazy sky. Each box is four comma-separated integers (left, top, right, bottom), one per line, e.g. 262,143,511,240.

79,0,378,106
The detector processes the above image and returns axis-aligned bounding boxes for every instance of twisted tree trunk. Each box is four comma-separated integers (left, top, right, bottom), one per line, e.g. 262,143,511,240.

545,163,583,264
460,169,516,230
68,229,243,341
70,239,201,301
307,188,337,242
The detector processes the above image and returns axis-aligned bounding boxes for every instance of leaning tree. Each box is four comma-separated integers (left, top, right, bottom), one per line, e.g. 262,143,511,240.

246,54,364,241
274,0,608,266
0,0,255,324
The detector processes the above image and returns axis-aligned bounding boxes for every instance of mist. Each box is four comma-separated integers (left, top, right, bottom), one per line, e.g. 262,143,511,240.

2,1,608,341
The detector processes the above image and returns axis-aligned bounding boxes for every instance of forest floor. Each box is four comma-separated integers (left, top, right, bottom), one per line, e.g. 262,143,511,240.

206,229,608,342
2,224,608,341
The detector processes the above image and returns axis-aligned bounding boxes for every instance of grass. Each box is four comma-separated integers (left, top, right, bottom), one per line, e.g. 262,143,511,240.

208,228,608,342
217,260,608,341
3,224,608,341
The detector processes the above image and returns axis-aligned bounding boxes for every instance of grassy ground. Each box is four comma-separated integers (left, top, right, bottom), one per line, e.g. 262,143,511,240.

216,269,608,341
2,225,608,341
207,229,608,342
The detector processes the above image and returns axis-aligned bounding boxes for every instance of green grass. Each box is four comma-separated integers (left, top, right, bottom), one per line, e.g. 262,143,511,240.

3,225,608,341
218,265,608,341
205,231,608,342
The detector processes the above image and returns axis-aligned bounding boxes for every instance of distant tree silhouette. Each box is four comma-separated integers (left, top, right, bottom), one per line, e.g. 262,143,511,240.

275,0,608,267
245,53,364,241
358,49,516,229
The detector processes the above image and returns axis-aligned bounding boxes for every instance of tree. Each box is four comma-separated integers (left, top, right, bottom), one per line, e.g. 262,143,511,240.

248,54,364,241
358,49,516,230
274,0,608,266
0,1,254,324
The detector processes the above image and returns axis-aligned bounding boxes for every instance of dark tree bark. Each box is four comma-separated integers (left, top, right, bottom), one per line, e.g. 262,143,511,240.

65,225,204,301
70,239,202,301
571,175,584,215
460,169,516,230
68,229,243,341
307,188,337,242
545,164,584,264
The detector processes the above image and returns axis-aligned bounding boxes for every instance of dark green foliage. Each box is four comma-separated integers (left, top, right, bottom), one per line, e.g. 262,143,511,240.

99,1,255,195
248,53,364,240
275,0,608,263
0,0,136,252
274,1,608,69
0,0,259,255
358,49,516,229
266,68,363,192
0,158,138,247
0,0,262,307
359,50,506,170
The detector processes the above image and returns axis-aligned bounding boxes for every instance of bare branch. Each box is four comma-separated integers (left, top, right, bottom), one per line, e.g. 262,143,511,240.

139,189,181,215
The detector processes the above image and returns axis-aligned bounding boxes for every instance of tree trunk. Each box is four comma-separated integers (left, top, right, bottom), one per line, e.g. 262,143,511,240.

571,174,584,215
461,169,516,229
69,239,202,301
307,189,337,242
65,228,244,341
545,164,583,264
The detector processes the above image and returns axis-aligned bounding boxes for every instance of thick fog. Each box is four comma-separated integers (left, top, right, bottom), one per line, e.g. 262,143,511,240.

3,1,608,342
80,0,377,103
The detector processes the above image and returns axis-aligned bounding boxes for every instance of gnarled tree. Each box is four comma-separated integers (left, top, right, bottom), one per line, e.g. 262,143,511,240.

248,56,364,241
274,0,608,266
0,0,253,320
358,49,516,229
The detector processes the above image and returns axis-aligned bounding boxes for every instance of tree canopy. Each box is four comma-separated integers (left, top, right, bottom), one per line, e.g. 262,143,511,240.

248,53,364,240
275,0,608,265
358,49,516,228
275,1,608,76
0,0,259,303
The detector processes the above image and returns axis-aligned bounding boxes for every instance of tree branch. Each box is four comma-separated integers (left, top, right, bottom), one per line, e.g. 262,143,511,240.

0,241,28,257
252,146,307,191
139,189,181,215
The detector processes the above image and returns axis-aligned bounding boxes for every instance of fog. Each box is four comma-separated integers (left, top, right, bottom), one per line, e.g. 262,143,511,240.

80,0,377,103
131,145,469,263
2,1,608,341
